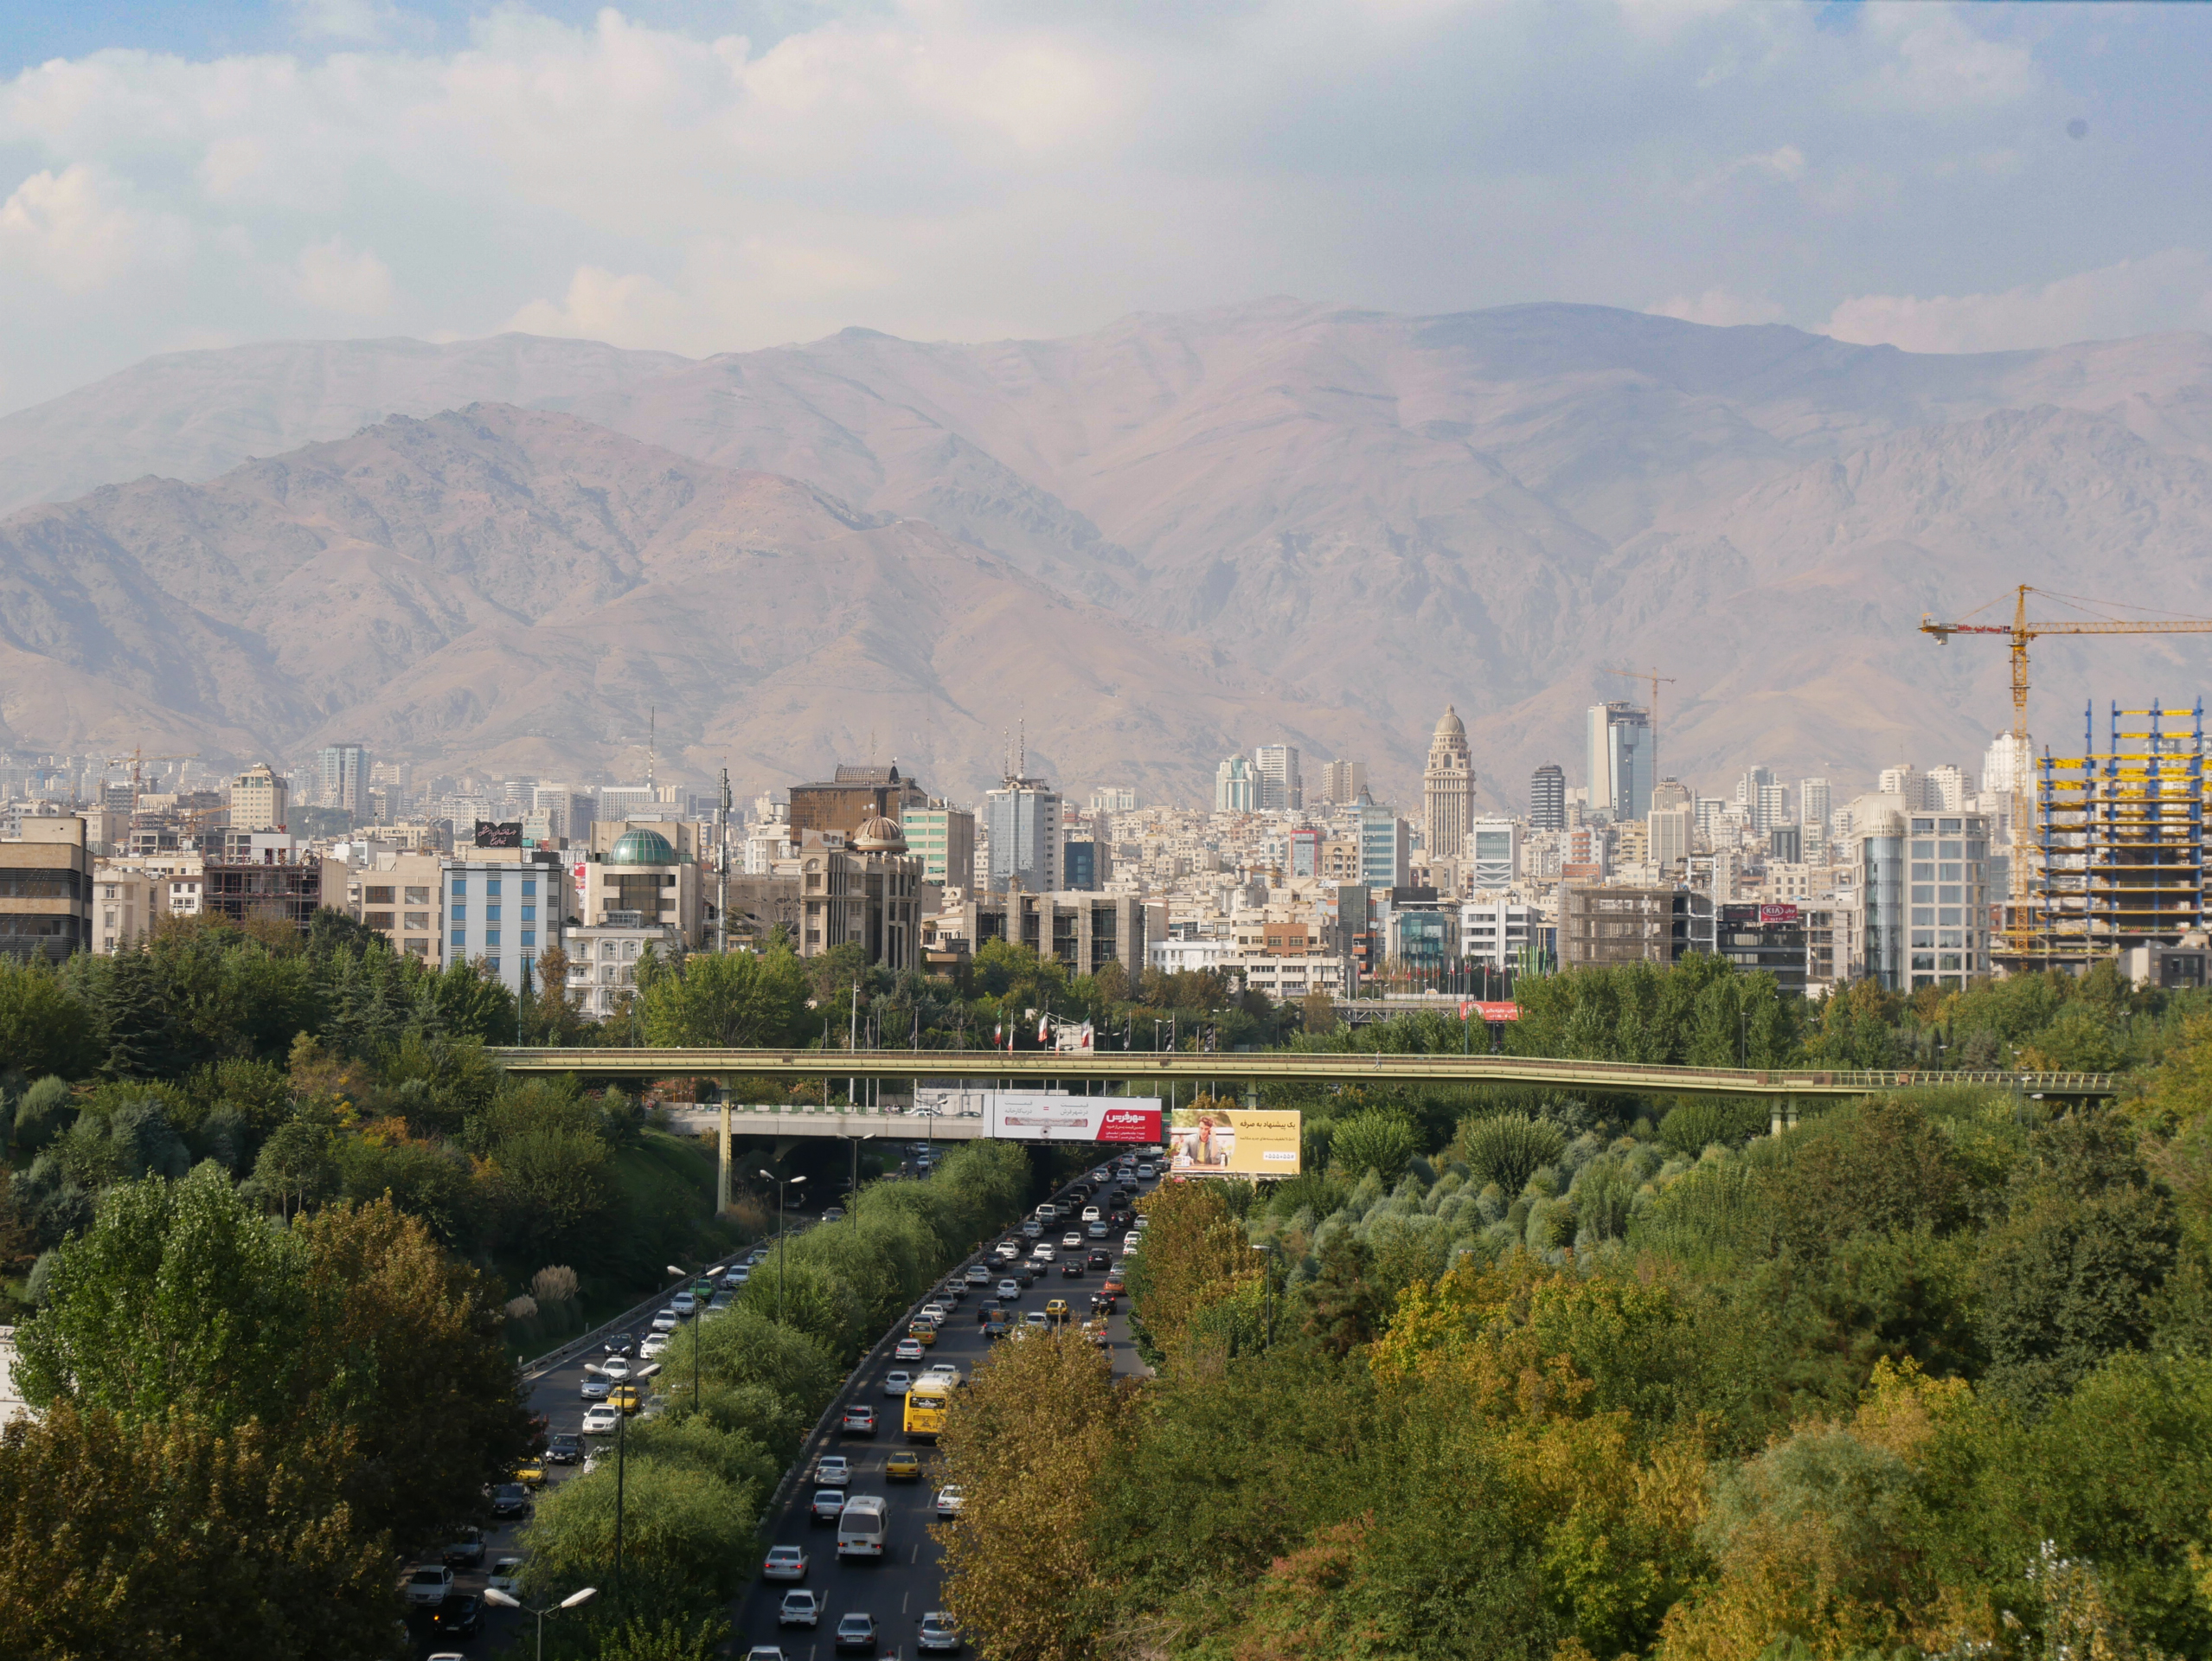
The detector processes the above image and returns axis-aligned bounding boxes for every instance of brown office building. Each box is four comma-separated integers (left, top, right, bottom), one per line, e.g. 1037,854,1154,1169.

1,817,93,961
788,765,927,839
1561,885,1711,968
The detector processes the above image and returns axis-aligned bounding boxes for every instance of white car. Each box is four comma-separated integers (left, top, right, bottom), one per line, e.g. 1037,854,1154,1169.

934,1486,966,1519
649,1308,680,1333
779,1589,822,1628
1091,1167,1111,1182
996,1279,1020,1300
965,1265,991,1286
670,1292,698,1317
1135,1163,1155,1179
404,1563,453,1607
762,1544,809,1581
580,1375,611,1401
599,1356,632,1381
1123,1233,1141,1252
1081,1206,1101,1223
1029,1244,1055,1263
884,1369,913,1396
581,1403,621,1434
920,1611,963,1654
921,1362,962,1388
895,1337,925,1362
1020,1220,1042,1239
1061,1232,1084,1251
639,1333,670,1359
1035,1204,1058,1222
920,1304,948,1325
815,1455,851,1487
486,1557,524,1599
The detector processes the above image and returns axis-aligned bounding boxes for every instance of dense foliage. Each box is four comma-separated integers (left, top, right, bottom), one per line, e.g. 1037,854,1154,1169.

934,1017,2212,1661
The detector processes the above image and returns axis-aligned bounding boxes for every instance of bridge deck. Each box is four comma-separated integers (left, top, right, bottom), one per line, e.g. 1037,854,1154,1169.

490,1047,2114,1101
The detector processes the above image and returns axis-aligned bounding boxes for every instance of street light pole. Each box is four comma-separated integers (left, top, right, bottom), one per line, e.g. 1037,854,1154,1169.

482,1585,598,1661
669,1263,700,1408
848,1133,874,1231
756,1169,806,1322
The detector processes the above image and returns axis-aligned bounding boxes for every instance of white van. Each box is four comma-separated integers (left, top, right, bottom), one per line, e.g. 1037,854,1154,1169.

837,1493,888,1558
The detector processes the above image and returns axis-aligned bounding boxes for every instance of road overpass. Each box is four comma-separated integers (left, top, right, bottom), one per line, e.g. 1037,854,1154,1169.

492,1046,2115,1106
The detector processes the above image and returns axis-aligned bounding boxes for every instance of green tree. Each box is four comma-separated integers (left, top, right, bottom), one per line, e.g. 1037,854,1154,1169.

640,947,807,1047
1454,1113,1567,1196
522,1455,759,1607
0,959,97,1081
1328,1109,1419,1183
247,1111,340,1219
493,1124,620,1262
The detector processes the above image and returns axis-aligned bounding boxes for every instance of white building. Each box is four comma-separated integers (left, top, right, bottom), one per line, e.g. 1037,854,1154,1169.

1253,744,1303,811
983,779,1063,893
1464,818,1517,888
1459,897,1539,968
443,852,566,996
564,921,684,1019
1213,755,1256,812
1648,806,1693,873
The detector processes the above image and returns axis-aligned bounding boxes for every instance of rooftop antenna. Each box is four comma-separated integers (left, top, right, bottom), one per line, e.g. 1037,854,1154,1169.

1017,715,1026,779
646,705,657,797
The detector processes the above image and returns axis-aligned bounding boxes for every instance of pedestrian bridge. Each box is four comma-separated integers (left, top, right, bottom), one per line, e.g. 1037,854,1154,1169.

490,1046,2116,1107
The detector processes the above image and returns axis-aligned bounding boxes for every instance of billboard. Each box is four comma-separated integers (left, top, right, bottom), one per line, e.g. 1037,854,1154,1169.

1759,903,1801,924
475,820,523,848
1167,1106,1303,1177
984,1093,1162,1144
1458,1000,1521,1022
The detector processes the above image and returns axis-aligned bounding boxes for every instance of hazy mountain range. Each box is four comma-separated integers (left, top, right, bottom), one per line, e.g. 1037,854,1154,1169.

4,298,2212,811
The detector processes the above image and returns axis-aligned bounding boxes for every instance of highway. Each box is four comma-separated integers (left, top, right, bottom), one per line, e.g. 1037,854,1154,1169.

727,1158,1157,1660
405,1150,1153,1658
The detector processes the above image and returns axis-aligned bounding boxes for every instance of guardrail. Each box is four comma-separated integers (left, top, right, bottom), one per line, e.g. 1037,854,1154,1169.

490,1046,2120,1101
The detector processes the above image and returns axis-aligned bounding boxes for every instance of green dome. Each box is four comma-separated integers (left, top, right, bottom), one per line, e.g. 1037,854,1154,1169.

607,828,677,865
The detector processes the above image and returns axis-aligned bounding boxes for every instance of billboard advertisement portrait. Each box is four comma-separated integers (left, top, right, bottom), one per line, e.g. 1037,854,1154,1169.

985,1093,1162,1144
1167,1107,1303,1177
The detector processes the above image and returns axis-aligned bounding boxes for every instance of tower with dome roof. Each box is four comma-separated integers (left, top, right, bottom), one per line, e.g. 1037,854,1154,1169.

1423,705,1476,863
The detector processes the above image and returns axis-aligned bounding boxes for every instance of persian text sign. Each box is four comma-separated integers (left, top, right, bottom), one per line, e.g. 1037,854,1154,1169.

985,1093,1162,1144
1168,1107,1302,1177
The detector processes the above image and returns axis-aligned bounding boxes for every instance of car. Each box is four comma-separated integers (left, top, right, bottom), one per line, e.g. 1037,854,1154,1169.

1061,1232,1084,1251
993,1242,1021,1261
816,1455,852,1487
649,1307,680,1332
513,1454,546,1485
1087,1221,1110,1238
1061,1260,1086,1278
1091,1293,1118,1315
548,1431,582,1465
894,1338,925,1362
964,1265,991,1286
609,1384,642,1414
404,1563,454,1606
920,1610,964,1653
1029,1244,1055,1263
640,1332,671,1359
811,1489,848,1523
824,1206,845,1222
1123,1233,1142,1252
429,1594,484,1639
835,1612,878,1653
907,1321,938,1347
1087,1251,1112,1270
935,1485,966,1518
1136,1163,1155,1179
1080,1206,1101,1222
604,1333,637,1357
1035,1204,1058,1222
443,1528,484,1568
996,1279,1020,1300
884,1369,913,1396
1092,1166,1112,1182
581,1403,621,1434
490,1483,531,1519
708,1290,735,1311
843,1404,877,1436
1020,1220,1042,1239
1014,1265,1039,1288
1044,1298,1069,1319
920,1303,949,1324
670,1291,699,1318
486,1556,525,1598
599,1354,634,1381
1022,1310,1048,1329
886,1449,923,1481
580,1375,611,1401
1108,1209,1132,1228
779,1589,823,1628
922,1360,961,1384
764,1544,810,1581
746,1651,791,1661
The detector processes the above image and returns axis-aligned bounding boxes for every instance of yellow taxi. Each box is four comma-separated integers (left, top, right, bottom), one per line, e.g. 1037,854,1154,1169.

608,1384,643,1415
886,1450,924,1481
1044,1298,1070,1322
907,1320,938,1347
513,1456,547,1487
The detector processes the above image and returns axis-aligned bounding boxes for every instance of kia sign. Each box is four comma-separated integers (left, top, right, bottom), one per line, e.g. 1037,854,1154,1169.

1458,1001,1521,1022
1759,904,1801,924
985,1093,1163,1144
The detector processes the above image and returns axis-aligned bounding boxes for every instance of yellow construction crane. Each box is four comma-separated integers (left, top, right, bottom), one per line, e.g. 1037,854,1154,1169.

1920,585,2212,954
103,748,200,808
1605,666,1677,750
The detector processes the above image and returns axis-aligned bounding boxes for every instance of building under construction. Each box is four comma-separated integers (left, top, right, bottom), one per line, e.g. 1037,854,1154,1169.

2031,701,2209,973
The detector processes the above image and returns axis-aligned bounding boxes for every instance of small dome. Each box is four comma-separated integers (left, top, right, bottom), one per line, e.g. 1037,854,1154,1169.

1434,704,1466,739
607,827,677,865
853,815,907,852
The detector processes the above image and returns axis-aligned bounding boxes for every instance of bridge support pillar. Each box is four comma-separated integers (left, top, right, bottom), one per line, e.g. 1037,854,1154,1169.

716,1079,733,1216
1243,1081,1259,1110
1770,1100,1783,1138
1786,1100,1799,1131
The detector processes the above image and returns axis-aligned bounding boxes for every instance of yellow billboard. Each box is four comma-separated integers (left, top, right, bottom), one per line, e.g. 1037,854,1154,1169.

1166,1107,1302,1177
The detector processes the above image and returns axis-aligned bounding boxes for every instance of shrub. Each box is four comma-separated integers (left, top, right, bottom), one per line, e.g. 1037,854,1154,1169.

1454,1114,1568,1196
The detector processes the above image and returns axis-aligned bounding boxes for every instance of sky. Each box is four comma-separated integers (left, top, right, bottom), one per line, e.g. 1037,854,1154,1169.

0,0,2208,414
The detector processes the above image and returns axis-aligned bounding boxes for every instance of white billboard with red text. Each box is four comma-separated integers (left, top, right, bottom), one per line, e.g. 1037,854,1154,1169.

984,1093,1163,1144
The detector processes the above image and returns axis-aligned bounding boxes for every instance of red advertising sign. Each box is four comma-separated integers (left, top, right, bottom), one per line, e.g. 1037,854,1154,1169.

1459,1001,1522,1022
1759,904,1801,923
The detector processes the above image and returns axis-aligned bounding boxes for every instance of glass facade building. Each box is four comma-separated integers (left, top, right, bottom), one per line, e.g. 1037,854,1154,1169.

1858,805,1989,991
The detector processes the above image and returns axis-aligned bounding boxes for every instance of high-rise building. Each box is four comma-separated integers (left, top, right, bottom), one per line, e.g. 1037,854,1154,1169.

1800,779,1832,839
1983,733,2032,795
316,744,369,815
1927,764,1970,811
984,777,1063,893
1464,818,1516,888
1755,781,1788,834
1649,805,1693,871
1421,707,1476,861
1586,703,1654,822
1354,794,1409,888
1253,744,1302,811
1530,763,1566,830
1318,759,1367,805
1089,786,1137,815
228,763,290,832
532,784,596,843
1735,765,1773,807
788,764,927,839
1214,755,1256,812
901,800,975,890
1877,764,1920,805
1651,778,1692,813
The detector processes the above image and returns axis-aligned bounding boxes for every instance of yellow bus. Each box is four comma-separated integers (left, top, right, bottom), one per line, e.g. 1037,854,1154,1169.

903,1387,950,1441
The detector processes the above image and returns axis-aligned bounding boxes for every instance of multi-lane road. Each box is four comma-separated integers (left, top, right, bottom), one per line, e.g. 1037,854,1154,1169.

408,1150,1155,1658
729,1158,1157,1658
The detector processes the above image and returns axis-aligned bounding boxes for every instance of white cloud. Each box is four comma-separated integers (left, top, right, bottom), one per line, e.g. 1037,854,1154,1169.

1826,249,2212,354
1651,289,1786,328
292,235,394,315
1856,4,2039,112
0,164,169,291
